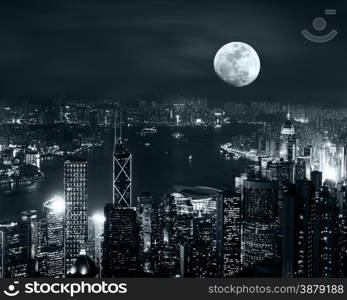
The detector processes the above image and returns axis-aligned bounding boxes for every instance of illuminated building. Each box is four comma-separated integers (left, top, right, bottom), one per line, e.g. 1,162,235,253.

283,181,316,277
113,113,132,207
102,114,140,277
0,214,36,278
151,196,178,277
102,204,140,277
0,222,25,278
137,193,154,273
88,213,104,271
316,188,339,277
172,185,221,215
188,216,218,277
222,190,241,276
280,112,296,162
172,185,224,276
68,249,99,278
64,159,88,273
295,156,311,181
241,180,278,268
42,196,65,277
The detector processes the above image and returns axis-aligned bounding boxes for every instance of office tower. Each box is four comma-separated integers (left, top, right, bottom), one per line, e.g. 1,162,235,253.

280,112,296,162
0,222,22,278
188,216,217,277
172,186,223,277
311,170,322,190
88,213,104,271
295,156,311,181
0,218,34,278
102,203,140,277
282,181,316,277
137,193,154,273
259,156,274,179
36,218,48,276
222,190,241,277
304,145,313,167
87,217,96,259
337,184,347,277
102,114,140,277
316,188,339,277
241,180,279,268
21,210,39,274
64,159,88,273
151,195,178,277
41,197,65,277
113,113,132,207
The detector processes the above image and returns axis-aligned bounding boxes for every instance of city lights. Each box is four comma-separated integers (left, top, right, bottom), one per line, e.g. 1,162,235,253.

324,166,338,182
45,195,65,213
92,213,105,224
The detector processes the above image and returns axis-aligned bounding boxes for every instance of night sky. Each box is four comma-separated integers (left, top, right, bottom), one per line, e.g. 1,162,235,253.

0,0,345,105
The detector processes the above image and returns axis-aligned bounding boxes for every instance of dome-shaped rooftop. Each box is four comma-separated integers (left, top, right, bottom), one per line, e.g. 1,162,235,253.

67,250,99,278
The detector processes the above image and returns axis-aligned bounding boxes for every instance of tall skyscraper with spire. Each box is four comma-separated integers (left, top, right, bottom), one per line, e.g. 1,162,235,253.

102,110,140,277
280,110,296,162
113,112,132,207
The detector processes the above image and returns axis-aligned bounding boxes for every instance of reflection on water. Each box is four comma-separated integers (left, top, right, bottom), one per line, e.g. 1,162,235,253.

0,125,252,221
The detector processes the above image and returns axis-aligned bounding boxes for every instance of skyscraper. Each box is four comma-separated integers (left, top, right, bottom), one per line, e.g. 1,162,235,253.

283,181,316,277
64,159,88,274
280,112,296,162
113,113,132,207
88,213,104,272
222,190,241,277
137,193,154,273
102,203,140,277
0,216,35,278
102,112,140,277
42,197,65,277
241,180,279,268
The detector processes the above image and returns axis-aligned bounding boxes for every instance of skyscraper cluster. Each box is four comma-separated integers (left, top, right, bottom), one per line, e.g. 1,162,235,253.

1,109,347,278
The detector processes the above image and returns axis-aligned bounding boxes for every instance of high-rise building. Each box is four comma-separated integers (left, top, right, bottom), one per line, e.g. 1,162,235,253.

311,171,322,190
222,190,241,277
102,203,140,277
113,113,132,207
102,113,140,277
151,195,178,277
282,181,316,277
188,216,217,277
41,197,65,277
137,193,154,273
0,222,24,278
0,216,35,278
88,213,104,272
295,156,311,181
280,112,296,162
241,180,279,268
316,188,339,277
64,159,88,274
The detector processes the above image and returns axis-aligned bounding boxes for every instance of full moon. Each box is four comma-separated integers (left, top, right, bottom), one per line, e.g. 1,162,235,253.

214,42,260,87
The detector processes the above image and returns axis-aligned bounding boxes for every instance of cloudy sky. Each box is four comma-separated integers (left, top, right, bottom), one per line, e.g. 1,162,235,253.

0,0,345,105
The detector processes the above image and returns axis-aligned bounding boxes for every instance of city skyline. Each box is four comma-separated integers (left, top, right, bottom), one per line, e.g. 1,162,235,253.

1,100,347,277
0,0,347,281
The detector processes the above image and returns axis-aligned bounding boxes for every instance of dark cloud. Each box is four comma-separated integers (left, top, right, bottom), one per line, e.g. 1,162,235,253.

0,0,346,104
